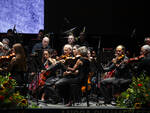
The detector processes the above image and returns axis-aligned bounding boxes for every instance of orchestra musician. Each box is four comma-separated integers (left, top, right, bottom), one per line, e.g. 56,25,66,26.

77,32,89,47
67,34,76,47
144,37,150,46
100,45,132,105
32,36,51,54
0,43,27,93
134,45,150,76
36,44,74,103
39,49,58,101
64,46,90,106
0,42,4,56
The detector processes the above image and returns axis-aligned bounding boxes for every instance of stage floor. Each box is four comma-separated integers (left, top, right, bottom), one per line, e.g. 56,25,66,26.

28,99,119,109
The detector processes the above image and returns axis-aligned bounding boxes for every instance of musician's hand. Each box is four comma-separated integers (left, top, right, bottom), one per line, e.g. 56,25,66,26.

59,59,65,63
41,70,46,73
63,71,71,76
124,59,129,63
116,64,119,67
31,72,36,76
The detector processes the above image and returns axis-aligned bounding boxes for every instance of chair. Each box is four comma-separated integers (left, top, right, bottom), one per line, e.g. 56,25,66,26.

70,73,91,107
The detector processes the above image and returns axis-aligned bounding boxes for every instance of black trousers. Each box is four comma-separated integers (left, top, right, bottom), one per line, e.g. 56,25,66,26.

55,77,72,104
100,77,131,103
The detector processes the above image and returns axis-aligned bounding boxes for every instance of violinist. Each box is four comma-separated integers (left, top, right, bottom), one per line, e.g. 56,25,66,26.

36,44,74,103
0,44,13,73
100,45,132,105
62,44,73,57
144,37,150,46
63,46,90,106
134,45,150,76
3,44,10,56
3,43,27,86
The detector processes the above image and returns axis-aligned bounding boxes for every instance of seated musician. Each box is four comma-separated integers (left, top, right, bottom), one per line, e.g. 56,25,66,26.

29,49,57,97
100,45,132,105
32,36,51,54
134,45,150,76
54,46,92,106
67,34,76,47
39,49,58,101
64,46,90,106
38,44,74,103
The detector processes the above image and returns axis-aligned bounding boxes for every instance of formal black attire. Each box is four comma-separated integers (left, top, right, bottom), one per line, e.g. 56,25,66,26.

100,55,132,104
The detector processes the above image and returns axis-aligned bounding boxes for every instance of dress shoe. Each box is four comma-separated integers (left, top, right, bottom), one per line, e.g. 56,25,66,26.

65,101,73,107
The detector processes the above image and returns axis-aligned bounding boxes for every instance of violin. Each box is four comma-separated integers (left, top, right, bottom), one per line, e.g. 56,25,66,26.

0,53,15,63
56,54,70,60
112,54,125,64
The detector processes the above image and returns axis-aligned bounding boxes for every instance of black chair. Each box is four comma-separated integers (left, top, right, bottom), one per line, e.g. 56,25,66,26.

70,75,90,107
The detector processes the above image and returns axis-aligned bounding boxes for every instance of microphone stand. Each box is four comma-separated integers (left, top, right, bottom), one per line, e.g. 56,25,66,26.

95,36,103,105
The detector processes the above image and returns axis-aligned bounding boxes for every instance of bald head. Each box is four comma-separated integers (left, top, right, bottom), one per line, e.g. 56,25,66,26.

115,45,125,56
42,37,50,48
141,45,150,56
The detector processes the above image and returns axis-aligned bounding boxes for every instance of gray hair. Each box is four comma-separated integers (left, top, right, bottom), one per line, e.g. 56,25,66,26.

43,37,50,42
0,42,4,47
142,45,150,52
2,38,10,44
78,46,88,57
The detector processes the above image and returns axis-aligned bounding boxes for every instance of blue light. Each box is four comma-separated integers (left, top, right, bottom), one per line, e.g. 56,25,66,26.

0,0,44,34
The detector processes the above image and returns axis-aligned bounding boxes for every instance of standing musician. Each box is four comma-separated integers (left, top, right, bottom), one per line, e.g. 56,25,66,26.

7,43,27,84
0,43,27,95
100,45,132,105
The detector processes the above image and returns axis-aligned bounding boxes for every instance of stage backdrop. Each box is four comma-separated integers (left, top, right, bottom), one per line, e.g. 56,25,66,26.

0,0,44,34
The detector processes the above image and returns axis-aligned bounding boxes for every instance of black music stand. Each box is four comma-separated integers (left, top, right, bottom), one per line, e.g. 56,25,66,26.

94,36,105,105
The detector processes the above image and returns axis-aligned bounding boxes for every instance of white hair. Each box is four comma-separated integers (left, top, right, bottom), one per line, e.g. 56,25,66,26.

63,44,72,51
142,45,150,52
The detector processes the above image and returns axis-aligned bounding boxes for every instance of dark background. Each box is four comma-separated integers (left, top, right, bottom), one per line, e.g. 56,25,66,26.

44,0,146,35
0,0,148,57
44,0,147,56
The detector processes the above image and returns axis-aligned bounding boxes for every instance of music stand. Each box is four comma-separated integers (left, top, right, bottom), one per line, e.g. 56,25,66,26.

94,36,105,105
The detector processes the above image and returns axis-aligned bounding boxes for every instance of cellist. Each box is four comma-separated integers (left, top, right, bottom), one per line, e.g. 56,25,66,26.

29,49,57,97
